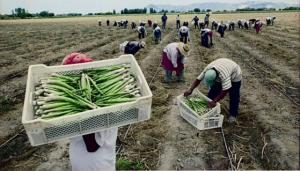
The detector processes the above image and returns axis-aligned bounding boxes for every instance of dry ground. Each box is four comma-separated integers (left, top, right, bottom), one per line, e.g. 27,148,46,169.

0,12,299,170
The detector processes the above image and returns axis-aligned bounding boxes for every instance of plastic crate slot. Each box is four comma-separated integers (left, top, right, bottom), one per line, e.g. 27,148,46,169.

108,108,138,126
81,113,108,131
45,121,80,140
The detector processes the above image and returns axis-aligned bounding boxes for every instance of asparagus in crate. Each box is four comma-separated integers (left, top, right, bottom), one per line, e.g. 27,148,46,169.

185,96,210,116
33,64,141,119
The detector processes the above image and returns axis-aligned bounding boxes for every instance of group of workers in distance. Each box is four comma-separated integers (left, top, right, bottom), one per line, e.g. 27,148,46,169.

68,12,280,171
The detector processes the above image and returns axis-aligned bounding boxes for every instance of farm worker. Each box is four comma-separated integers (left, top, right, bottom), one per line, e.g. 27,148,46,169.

148,20,152,27
200,28,213,48
62,53,118,171
131,22,136,29
178,25,190,44
113,21,117,27
98,21,101,26
161,13,168,31
255,20,263,34
120,41,146,55
176,14,181,29
192,16,199,29
266,16,276,26
244,21,250,29
217,22,227,38
152,21,158,30
137,25,147,39
106,20,110,26
229,21,235,31
184,58,242,123
199,21,205,30
153,26,162,44
211,20,218,30
204,13,210,27
161,42,190,83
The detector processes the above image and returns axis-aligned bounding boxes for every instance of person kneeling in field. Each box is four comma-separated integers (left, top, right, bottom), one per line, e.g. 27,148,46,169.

161,42,190,83
62,53,118,171
153,25,162,44
178,24,190,44
120,41,146,55
200,28,213,48
184,58,242,123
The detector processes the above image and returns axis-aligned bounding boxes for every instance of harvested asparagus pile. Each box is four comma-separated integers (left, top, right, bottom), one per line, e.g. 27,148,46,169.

185,96,210,116
33,64,141,119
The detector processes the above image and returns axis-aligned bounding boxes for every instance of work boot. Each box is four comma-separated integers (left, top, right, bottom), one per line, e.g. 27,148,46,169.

228,116,236,123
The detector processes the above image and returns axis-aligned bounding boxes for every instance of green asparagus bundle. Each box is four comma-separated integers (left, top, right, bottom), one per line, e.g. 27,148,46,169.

185,96,211,116
33,64,141,119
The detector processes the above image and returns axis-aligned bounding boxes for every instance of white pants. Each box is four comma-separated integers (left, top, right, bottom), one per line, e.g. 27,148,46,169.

69,128,118,171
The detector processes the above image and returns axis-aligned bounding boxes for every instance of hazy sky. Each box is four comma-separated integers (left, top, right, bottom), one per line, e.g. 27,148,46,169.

0,0,298,14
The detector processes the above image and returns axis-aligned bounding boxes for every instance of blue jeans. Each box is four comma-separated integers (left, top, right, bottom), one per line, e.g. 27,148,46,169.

164,69,184,83
208,81,241,117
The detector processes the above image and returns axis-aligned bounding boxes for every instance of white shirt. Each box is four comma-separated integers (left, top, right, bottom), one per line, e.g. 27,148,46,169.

69,128,118,171
197,58,242,90
163,42,182,68
201,28,211,33
137,26,147,35
176,16,180,21
178,26,190,39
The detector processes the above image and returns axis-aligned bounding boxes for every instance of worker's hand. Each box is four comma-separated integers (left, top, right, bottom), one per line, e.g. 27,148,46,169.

184,89,192,97
208,101,216,108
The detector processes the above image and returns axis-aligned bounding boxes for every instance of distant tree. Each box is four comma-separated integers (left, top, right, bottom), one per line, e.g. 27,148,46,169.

113,9,116,14
206,9,211,12
194,8,201,12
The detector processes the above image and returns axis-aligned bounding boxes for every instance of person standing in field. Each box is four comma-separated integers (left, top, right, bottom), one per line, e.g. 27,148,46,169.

161,13,168,31
176,14,181,30
62,53,118,171
192,16,199,29
204,13,210,28
161,42,190,83
184,58,242,123
119,41,146,55
178,24,190,44
106,20,110,26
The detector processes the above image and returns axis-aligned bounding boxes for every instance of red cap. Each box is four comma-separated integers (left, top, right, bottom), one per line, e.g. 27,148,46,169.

62,52,93,65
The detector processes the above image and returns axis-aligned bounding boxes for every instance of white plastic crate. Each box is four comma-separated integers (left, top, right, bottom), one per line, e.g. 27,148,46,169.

22,55,152,146
177,90,221,119
177,90,223,130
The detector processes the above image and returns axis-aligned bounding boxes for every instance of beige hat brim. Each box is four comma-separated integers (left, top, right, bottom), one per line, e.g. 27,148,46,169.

178,43,189,57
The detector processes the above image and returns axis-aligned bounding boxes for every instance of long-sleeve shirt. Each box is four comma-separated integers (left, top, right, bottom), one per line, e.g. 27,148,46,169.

137,26,146,35
161,15,168,22
153,26,161,37
124,41,141,55
197,58,242,90
163,42,183,68
176,16,180,21
204,15,209,22
178,26,190,38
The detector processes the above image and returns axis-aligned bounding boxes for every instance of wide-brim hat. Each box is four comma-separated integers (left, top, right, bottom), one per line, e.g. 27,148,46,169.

178,42,190,57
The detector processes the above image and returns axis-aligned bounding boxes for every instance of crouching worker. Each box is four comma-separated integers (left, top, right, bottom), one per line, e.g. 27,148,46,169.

184,58,242,123
153,25,162,44
217,23,227,38
62,53,118,171
200,28,213,48
255,20,263,34
119,41,146,55
178,24,190,44
137,25,147,39
161,42,190,83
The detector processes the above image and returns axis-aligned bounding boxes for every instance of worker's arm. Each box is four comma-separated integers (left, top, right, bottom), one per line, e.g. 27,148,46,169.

208,89,229,108
184,78,201,97
82,133,100,152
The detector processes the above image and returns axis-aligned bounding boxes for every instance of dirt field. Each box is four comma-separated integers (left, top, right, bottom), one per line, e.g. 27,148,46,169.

0,12,299,170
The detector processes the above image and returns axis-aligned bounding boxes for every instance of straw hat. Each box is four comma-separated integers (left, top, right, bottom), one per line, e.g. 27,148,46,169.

178,42,190,57
139,41,146,48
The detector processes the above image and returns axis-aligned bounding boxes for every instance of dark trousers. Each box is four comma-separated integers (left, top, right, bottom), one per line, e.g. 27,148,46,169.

176,21,180,29
138,32,145,39
179,32,188,44
208,81,241,117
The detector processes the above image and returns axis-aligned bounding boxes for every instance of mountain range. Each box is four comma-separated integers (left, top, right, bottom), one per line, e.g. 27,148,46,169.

146,1,298,11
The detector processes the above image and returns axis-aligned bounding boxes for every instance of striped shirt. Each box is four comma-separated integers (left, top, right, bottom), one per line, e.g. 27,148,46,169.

197,58,242,90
